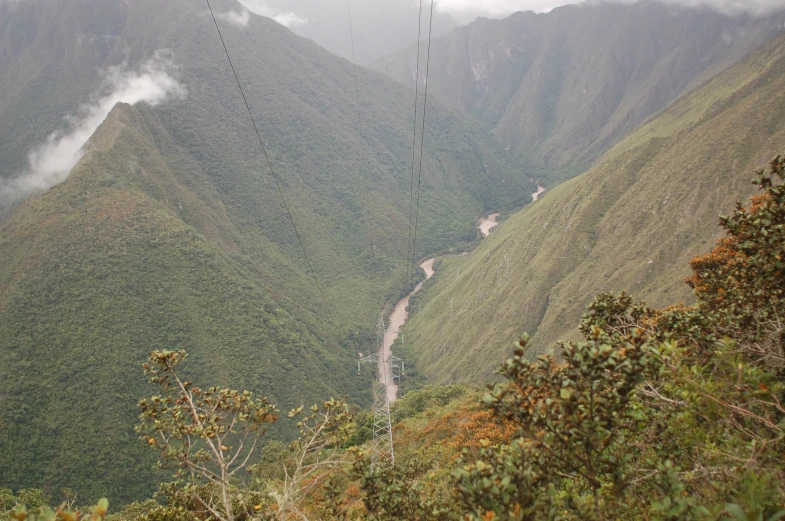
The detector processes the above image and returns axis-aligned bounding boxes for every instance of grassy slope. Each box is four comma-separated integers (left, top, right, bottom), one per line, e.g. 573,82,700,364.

372,2,785,185
402,32,785,384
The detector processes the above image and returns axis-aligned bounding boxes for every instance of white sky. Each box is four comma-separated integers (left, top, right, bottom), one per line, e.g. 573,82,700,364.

434,0,785,18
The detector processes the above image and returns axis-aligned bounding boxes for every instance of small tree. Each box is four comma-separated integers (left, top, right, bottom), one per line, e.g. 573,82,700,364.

137,350,278,521
352,453,459,521
686,154,785,364
265,399,354,519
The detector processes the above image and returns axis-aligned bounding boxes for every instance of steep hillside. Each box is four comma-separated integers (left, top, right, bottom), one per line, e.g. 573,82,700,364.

0,102,369,502
0,0,533,503
402,31,785,384
0,0,533,325
373,1,785,184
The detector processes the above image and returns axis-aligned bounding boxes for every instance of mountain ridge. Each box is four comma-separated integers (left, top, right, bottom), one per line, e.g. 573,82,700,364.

401,30,785,383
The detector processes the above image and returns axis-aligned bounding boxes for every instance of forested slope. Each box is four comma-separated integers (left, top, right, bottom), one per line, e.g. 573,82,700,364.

0,0,533,328
0,0,532,503
402,31,785,383
0,102,367,502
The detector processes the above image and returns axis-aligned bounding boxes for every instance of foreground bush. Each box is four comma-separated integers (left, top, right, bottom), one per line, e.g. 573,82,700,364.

354,156,785,520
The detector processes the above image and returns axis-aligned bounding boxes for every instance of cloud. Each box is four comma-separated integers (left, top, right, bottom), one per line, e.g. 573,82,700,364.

433,0,785,17
214,8,250,27
237,0,308,27
270,10,308,27
0,0,24,11
0,53,187,204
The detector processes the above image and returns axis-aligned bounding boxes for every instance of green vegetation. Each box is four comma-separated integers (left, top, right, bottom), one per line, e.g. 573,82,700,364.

1,496,110,521
136,349,353,521
373,2,785,185
0,0,533,504
0,102,368,503
339,154,785,519
8,154,784,518
0,0,535,334
402,31,785,384
5,0,785,512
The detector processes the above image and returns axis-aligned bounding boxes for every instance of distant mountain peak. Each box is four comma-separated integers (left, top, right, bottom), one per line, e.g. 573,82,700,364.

373,1,785,184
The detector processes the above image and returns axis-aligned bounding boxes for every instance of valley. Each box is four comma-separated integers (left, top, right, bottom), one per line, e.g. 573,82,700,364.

381,212,499,403
380,258,434,403
1,0,785,516
373,2,785,184
0,0,534,502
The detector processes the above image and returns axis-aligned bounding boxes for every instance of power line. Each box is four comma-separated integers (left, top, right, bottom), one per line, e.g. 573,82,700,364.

346,0,372,242
405,0,425,286
409,0,436,288
204,0,334,322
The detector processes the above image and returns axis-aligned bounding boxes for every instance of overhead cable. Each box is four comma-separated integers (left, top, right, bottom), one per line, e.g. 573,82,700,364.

204,0,334,323
405,0,425,285
346,0,373,240
410,0,436,288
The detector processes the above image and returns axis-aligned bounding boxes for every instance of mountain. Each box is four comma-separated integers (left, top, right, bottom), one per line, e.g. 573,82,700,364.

0,101,358,502
0,0,533,502
372,1,785,184
400,30,785,384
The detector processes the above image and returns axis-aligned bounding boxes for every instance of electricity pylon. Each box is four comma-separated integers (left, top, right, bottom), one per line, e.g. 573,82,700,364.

358,313,404,467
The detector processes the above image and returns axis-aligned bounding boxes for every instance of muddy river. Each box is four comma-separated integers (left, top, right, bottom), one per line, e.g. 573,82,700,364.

382,211,499,402
378,258,435,403
380,191,545,401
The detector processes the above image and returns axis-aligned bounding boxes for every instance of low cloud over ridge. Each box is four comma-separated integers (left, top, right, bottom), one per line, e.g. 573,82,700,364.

215,8,251,27
0,53,187,204
237,0,307,27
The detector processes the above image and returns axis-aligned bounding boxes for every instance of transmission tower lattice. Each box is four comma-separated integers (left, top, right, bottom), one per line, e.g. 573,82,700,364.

358,313,404,467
